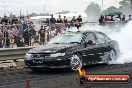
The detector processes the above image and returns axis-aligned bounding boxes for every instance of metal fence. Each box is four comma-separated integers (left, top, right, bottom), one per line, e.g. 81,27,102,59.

0,22,84,48
0,24,44,48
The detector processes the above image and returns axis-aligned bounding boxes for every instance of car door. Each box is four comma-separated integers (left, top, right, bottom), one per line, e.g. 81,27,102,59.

94,32,112,62
80,32,100,64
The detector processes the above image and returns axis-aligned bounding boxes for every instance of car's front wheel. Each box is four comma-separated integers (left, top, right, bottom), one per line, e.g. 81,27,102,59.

69,54,82,71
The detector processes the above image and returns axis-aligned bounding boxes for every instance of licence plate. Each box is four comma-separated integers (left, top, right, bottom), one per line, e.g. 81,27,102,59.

32,60,44,64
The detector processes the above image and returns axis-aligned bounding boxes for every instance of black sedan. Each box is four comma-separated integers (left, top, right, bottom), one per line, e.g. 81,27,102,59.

25,30,120,71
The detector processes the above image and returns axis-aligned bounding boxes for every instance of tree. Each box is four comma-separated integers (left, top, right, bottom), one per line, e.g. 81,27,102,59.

85,2,101,22
102,6,119,15
119,0,132,14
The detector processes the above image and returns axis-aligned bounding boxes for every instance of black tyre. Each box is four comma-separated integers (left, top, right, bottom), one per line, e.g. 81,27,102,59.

69,54,82,71
108,49,116,62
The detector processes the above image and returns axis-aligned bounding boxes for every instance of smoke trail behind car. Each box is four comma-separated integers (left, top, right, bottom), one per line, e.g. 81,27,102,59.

109,21,132,64
68,22,132,64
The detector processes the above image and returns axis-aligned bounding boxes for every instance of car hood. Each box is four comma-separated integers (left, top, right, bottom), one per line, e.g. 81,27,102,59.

28,44,78,53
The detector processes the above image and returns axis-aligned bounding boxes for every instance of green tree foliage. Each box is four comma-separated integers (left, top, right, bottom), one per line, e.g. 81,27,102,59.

102,6,119,15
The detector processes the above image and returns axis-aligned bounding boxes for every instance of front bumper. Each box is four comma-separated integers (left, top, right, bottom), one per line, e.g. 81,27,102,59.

25,57,71,69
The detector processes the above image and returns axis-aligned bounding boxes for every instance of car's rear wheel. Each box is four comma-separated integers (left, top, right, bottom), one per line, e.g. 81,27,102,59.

69,54,82,71
109,49,116,62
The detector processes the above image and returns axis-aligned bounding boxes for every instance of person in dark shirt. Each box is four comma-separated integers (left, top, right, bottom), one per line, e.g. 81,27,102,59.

1,16,8,25
0,30,3,48
128,15,132,20
46,18,49,25
50,14,56,24
122,15,125,21
63,16,69,28
75,20,81,30
11,15,18,24
23,27,31,46
77,15,82,28
116,14,121,21
39,26,46,45
99,15,105,25
70,16,76,27
63,16,68,23
57,15,63,23
77,15,82,22
110,16,114,21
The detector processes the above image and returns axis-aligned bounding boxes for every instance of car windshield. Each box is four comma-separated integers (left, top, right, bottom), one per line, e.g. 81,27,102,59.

47,32,83,44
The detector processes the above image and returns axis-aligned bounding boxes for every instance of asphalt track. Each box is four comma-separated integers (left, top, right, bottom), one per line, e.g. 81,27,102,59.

0,62,132,88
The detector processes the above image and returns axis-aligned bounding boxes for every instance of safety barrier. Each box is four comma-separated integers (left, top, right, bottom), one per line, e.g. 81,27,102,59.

0,46,34,61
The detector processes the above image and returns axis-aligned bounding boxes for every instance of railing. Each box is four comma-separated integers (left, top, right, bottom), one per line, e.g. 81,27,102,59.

0,46,34,61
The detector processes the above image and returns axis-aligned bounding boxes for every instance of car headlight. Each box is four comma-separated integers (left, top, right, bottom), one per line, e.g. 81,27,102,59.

49,53,65,57
25,53,32,59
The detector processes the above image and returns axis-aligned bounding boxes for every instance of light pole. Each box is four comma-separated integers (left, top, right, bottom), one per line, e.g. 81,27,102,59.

131,0,132,8
102,0,104,11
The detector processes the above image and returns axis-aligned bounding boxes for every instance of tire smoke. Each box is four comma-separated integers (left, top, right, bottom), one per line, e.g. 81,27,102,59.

109,21,132,64
68,21,132,64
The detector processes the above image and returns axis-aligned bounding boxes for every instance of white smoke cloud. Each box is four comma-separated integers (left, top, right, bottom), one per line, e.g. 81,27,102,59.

109,21,132,64
76,21,132,64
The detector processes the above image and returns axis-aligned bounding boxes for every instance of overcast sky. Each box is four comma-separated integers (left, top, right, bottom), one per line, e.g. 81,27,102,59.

0,0,122,17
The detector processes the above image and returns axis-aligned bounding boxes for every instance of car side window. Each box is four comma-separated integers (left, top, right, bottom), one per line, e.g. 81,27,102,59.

95,32,107,44
84,33,96,43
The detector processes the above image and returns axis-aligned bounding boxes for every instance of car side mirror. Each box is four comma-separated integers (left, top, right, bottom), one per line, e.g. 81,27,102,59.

86,40,94,45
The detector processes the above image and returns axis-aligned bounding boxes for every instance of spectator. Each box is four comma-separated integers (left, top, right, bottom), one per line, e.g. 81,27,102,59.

26,16,32,24
99,15,104,25
11,15,18,24
46,18,49,25
104,15,110,21
55,28,61,36
19,16,25,24
77,15,82,22
15,33,25,47
50,14,56,24
110,16,114,21
19,25,24,34
0,30,3,48
75,20,81,30
39,26,46,45
63,16,69,29
115,14,121,21
63,16,68,23
11,26,20,47
77,15,82,28
56,15,63,23
48,25,56,39
23,27,31,46
70,16,76,26
11,26,19,37
1,16,8,25
122,15,125,21
3,27,10,48
128,15,132,20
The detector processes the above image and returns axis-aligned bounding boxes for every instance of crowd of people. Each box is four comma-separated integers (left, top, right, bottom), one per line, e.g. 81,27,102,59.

38,14,83,45
0,14,83,48
99,14,132,25
0,15,35,48
48,14,83,29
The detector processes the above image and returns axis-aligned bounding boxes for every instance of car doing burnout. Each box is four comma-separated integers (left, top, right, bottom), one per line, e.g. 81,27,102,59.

25,31,120,71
